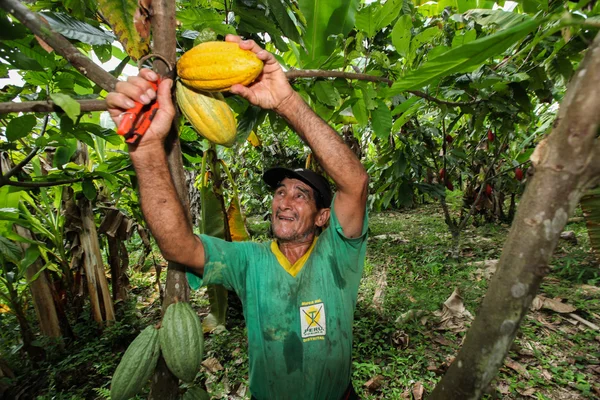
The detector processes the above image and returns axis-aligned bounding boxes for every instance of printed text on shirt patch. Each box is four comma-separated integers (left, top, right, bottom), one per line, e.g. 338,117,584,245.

300,300,326,341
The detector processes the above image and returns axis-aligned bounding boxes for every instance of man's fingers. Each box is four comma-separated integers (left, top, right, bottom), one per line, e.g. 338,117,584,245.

229,84,256,103
117,76,157,105
139,68,159,82
225,34,241,43
106,92,136,111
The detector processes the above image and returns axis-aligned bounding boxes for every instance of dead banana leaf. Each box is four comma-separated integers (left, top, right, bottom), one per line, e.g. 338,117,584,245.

434,288,474,332
97,0,149,60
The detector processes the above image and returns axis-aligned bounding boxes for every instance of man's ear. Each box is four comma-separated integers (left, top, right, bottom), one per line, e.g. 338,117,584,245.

315,208,330,228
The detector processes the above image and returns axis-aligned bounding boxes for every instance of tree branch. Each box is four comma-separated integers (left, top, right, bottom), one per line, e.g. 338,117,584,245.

0,0,119,92
409,90,483,106
284,70,483,106
0,165,132,188
285,69,394,85
0,69,482,116
0,99,108,114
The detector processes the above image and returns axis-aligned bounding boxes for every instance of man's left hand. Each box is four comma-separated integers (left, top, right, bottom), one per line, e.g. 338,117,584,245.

225,35,296,113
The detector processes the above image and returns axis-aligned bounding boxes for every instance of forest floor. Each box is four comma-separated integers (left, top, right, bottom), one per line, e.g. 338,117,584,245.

3,203,600,399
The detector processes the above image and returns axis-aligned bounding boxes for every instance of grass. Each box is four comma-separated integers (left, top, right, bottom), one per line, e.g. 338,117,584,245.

1,203,599,399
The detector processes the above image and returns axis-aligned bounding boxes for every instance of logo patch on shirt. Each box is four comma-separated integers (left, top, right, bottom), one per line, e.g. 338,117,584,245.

300,301,326,341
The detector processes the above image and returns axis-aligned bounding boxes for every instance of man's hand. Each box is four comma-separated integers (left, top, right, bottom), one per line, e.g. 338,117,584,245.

225,35,295,113
105,69,175,152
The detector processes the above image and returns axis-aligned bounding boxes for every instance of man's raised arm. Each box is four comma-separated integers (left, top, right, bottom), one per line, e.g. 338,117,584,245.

105,69,205,273
227,36,369,238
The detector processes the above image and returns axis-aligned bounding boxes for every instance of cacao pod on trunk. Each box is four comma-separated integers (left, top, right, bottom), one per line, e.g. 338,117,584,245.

110,325,161,400
159,301,204,383
176,81,237,147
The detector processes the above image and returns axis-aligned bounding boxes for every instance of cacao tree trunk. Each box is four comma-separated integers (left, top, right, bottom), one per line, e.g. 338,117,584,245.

148,0,191,398
430,31,600,400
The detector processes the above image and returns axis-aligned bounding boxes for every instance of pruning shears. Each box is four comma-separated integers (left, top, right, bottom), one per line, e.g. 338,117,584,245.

116,77,162,144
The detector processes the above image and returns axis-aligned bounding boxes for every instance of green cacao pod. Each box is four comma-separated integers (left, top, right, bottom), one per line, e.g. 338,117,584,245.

182,386,211,400
110,325,160,400
177,41,263,92
159,301,204,383
176,81,237,147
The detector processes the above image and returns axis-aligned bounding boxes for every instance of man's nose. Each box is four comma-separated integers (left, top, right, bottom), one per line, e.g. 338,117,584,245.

278,193,293,209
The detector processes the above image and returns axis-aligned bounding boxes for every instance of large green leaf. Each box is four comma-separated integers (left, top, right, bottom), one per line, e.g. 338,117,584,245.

313,81,341,107
299,0,359,61
371,99,392,140
355,3,378,38
0,236,22,264
264,0,303,44
97,0,149,60
235,5,288,51
384,18,541,96
176,8,236,37
6,115,36,142
40,12,115,45
374,0,403,33
50,93,81,122
391,14,412,57
465,8,531,29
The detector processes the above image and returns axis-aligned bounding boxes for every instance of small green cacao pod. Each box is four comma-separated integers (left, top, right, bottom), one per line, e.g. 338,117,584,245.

110,325,161,400
159,302,204,382
182,386,211,400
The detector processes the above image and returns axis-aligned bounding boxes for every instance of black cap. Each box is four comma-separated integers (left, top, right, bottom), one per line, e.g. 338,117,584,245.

263,167,332,209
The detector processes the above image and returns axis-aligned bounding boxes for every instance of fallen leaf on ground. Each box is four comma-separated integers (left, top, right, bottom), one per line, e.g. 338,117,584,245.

530,295,576,314
202,357,224,373
496,381,511,394
412,382,424,400
364,375,384,391
469,260,498,281
392,330,409,349
433,288,474,332
433,335,453,346
505,357,530,378
516,387,536,398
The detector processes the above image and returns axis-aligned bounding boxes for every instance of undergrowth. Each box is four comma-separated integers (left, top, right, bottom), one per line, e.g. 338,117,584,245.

1,204,598,399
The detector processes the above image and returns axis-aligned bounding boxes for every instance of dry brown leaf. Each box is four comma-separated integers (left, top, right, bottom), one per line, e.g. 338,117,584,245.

505,358,530,378
516,387,536,398
541,369,553,380
530,296,545,311
35,16,54,52
497,381,511,394
392,330,409,349
412,382,424,400
433,335,453,347
364,375,384,392
35,35,54,53
469,260,498,281
201,357,224,373
433,288,474,332
543,297,576,313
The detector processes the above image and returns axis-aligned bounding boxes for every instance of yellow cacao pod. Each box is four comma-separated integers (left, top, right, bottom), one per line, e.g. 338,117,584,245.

176,81,237,147
177,41,263,92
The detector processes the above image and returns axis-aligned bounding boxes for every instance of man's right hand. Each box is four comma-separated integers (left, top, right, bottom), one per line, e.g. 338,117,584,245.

105,69,175,152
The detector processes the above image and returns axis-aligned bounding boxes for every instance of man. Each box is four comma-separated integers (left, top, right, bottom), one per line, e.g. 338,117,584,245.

106,35,369,400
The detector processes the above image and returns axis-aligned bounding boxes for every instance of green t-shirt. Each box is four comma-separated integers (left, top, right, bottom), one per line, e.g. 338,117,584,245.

187,202,368,400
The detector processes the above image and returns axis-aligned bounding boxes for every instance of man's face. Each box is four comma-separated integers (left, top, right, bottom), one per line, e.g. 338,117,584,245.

271,178,328,242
